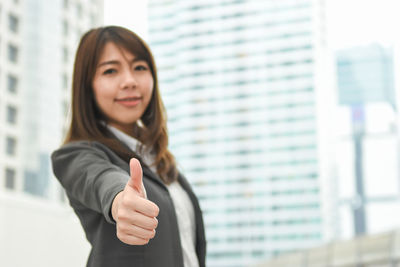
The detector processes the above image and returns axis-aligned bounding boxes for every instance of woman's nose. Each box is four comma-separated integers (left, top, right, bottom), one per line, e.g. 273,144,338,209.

121,70,138,89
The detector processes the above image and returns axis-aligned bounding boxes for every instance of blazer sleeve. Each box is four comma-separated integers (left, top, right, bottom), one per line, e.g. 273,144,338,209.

51,141,128,224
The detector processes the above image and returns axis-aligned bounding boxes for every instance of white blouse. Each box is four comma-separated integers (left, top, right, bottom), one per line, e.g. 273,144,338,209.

107,125,199,267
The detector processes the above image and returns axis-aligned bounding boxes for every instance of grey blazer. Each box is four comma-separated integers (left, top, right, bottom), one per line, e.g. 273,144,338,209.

51,141,206,267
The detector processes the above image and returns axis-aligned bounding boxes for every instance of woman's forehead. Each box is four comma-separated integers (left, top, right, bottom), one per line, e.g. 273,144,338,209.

97,42,148,65
100,42,135,59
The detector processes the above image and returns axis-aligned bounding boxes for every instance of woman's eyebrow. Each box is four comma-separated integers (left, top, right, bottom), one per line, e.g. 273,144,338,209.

98,58,145,68
131,58,146,63
97,60,120,67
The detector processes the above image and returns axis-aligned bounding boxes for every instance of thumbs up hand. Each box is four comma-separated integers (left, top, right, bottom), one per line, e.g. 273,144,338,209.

111,158,160,245
126,157,147,199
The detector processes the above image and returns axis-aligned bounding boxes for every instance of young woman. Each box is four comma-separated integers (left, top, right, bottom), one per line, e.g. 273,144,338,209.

51,26,206,267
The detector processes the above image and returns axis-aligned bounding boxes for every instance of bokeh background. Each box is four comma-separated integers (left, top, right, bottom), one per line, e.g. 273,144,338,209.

1,0,400,266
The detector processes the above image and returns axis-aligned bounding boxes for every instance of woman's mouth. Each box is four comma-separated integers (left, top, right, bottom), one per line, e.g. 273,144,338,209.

115,97,142,107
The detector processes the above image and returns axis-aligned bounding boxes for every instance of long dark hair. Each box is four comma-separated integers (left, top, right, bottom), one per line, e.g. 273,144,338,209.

64,26,178,183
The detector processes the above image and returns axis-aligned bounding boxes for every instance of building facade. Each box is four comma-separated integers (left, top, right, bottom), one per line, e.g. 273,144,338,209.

0,0,103,266
0,0,103,199
0,0,24,197
147,0,336,266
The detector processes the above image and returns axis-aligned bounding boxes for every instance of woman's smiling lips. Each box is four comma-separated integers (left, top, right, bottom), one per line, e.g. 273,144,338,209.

114,96,142,107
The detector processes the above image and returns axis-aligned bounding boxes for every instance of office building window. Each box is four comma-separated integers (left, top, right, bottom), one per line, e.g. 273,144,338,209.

8,14,19,33
7,74,18,93
90,13,96,26
5,168,16,190
63,47,69,63
6,136,17,156
6,105,17,124
63,20,69,36
63,73,68,89
76,28,83,40
8,44,18,63
76,3,82,18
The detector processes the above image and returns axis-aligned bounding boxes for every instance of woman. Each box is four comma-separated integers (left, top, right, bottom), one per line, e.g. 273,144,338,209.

51,26,206,267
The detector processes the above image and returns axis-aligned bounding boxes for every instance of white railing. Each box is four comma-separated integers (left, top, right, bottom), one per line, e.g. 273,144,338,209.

254,229,400,267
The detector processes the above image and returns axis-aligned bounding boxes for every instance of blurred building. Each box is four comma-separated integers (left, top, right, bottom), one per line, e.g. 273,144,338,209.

334,44,400,239
147,0,337,266
337,45,396,108
0,0,103,266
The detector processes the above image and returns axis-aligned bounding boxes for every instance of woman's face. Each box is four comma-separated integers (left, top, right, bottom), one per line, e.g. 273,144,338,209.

92,42,154,135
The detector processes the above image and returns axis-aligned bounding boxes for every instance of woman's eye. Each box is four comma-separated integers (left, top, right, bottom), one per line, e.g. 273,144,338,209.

135,65,148,71
103,69,116,75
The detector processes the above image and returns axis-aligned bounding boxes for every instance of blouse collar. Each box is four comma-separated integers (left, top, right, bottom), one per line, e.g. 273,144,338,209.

106,124,157,172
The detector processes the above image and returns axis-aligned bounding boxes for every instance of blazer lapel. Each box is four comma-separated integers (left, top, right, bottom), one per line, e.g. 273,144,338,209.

142,165,168,191
108,133,168,191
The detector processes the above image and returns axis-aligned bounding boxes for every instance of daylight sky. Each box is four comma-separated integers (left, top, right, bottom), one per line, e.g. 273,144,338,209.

327,0,400,49
104,0,149,40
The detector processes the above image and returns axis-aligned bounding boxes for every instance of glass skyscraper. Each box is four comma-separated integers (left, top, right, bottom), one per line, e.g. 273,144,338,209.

147,0,336,266
337,44,396,107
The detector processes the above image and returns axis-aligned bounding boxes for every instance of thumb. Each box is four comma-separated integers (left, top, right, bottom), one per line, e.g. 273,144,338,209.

127,158,146,198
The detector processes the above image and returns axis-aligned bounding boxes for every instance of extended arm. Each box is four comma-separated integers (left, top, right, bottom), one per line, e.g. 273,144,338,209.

51,141,159,244
51,141,128,223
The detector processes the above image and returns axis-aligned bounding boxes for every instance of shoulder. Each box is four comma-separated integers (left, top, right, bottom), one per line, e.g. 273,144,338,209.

51,140,126,168
51,140,129,179
54,140,108,151
52,140,113,157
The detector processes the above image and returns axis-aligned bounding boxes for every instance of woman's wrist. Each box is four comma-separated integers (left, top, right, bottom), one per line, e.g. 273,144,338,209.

111,191,123,222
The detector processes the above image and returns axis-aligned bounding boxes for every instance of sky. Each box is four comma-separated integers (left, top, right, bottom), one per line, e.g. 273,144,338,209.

326,0,400,49
104,0,400,49
104,0,149,40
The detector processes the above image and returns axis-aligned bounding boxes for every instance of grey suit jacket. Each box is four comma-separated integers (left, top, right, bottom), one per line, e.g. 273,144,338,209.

51,141,206,267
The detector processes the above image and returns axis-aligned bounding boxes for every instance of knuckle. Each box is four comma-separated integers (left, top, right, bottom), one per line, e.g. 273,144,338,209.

153,205,160,217
116,211,128,221
152,218,158,229
121,196,131,207
150,229,156,239
118,224,129,233
144,230,154,239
